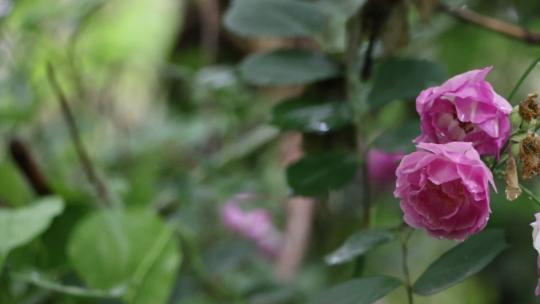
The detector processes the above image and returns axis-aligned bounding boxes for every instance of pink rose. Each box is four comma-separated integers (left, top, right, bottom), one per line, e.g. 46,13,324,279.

394,142,495,241
221,193,282,258
367,149,405,187
531,213,540,295
415,67,512,156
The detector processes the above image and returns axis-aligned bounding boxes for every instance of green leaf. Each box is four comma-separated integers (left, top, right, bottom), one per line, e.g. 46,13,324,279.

325,230,395,265
239,49,339,86
0,196,64,254
0,162,32,207
224,0,326,38
211,125,279,168
507,54,540,102
310,276,401,304
368,58,447,107
370,121,419,152
126,228,178,304
272,99,352,133
249,286,300,304
413,229,506,296
12,271,125,299
68,209,181,304
0,252,5,272
315,0,367,19
286,152,357,196
313,0,368,52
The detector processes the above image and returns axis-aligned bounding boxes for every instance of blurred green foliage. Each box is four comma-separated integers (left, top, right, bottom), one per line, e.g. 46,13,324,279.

0,0,539,303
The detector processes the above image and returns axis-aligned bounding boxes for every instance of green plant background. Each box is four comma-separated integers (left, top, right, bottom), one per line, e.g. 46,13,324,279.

0,0,540,303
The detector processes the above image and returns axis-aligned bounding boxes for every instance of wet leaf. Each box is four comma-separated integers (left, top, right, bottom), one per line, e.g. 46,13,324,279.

310,276,401,304
413,229,506,295
325,230,395,265
272,99,352,133
286,152,357,196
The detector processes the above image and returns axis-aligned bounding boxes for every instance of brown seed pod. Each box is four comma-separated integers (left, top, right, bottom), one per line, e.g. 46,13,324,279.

505,156,521,201
518,93,539,122
519,133,540,179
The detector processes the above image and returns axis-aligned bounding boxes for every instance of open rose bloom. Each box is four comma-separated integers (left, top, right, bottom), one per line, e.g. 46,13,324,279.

415,67,512,156
395,142,495,241
531,213,540,295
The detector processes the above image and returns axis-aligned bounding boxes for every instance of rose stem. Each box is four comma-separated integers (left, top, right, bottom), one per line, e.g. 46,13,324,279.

400,226,415,304
46,63,114,208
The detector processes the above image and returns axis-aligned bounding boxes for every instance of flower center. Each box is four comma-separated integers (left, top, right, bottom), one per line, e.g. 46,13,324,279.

425,181,463,209
457,120,474,134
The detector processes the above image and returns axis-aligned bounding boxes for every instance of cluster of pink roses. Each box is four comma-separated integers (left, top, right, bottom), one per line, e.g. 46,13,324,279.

393,67,512,241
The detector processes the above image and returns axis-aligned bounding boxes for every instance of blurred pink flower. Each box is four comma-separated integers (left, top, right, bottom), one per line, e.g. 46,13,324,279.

221,193,282,258
394,142,495,241
415,67,512,156
367,149,405,187
531,213,540,296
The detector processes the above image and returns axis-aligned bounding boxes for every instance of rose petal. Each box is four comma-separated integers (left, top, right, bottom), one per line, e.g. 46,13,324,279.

415,67,511,157
395,142,493,240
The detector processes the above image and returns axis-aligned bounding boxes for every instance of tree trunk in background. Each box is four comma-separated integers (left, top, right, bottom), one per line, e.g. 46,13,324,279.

275,133,315,281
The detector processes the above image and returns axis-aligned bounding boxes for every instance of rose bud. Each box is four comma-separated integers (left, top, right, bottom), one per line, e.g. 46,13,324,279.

505,155,521,201
367,149,405,188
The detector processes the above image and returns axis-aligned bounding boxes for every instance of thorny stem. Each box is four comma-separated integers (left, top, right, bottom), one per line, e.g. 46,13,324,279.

507,55,540,102
176,227,242,302
400,226,414,304
346,9,371,229
491,54,540,171
361,162,372,229
9,138,52,196
46,63,114,208
519,183,540,208
439,2,540,44
493,161,540,208
490,144,510,171
67,2,107,102
197,0,220,63
345,12,364,113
